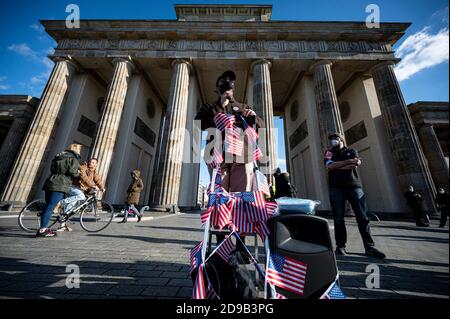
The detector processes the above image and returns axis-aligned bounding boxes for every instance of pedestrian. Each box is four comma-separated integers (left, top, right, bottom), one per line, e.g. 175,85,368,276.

404,186,430,227
435,187,448,228
273,172,297,198
37,143,82,237
121,170,144,223
324,133,385,258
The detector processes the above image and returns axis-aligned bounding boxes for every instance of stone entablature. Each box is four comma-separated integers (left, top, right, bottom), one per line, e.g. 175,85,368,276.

56,38,391,54
175,4,273,22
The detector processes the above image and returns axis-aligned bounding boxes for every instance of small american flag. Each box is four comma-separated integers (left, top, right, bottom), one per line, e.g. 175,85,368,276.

190,241,203,275
265,202,278,217
254,222,270,241
242,191,267,223
231,195,254,233
208,147,224,168
216,233,235,263
253,170,270,196
214,112,234,131
320,280,345,299
241,116,263,162
275,291,287,299
215,194,233,229
192,264,206,299
224,126,244,156
201,206,213,225
266,252,307,295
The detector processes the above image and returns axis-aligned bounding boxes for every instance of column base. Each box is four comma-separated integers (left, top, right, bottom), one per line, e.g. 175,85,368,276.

148,203,179,213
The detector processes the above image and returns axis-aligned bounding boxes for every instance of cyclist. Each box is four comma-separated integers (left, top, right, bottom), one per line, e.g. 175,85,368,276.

37,143,82,238
57,158,106,232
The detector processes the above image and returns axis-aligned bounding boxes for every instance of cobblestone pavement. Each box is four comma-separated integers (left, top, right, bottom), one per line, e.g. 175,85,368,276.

0,212,448,299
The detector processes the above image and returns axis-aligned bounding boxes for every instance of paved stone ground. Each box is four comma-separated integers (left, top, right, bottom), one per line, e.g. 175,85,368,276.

0,211,448,299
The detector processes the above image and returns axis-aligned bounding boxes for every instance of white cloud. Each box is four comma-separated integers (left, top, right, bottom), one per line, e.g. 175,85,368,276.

8,43,38,59
394,24,449,81
0,76,9,90
431,6,449,24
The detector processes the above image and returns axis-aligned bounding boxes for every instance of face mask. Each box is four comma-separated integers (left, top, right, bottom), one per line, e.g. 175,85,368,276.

330,139,340,147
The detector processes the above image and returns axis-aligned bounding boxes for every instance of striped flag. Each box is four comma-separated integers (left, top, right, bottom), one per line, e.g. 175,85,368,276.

190,241,203,275
275,291,287,299
214,112,234,131
320,280,345,299
192,264,206,299
253,170,270,196
231,195,254,233
254,221,270,241
208,147,224,168
241,116,263,162
253,147,263,161
216,233,235,263
266,202,278,217
266,252,307,295
224,126,244,156
242,191,267,223
211,194,232,229
201,206,213,225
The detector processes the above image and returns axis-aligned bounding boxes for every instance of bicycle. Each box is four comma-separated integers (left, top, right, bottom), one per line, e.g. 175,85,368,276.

18,190,115,233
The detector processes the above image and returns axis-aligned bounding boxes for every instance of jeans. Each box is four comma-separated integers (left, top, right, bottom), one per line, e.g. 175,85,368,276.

60,187,86,213
329,187,375,250
41,191,65,228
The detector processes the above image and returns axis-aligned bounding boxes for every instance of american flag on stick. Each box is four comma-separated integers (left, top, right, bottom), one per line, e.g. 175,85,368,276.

266,252,307,295
231,194,254,233
190,240,203,275
215,233,235,263
192,264,206,299
242,191,268,223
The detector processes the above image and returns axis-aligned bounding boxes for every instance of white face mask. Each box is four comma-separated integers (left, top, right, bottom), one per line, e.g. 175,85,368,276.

330,139,340,147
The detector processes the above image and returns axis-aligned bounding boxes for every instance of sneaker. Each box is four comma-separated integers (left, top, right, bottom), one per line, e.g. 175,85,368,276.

335,247,347,256
35,228,57,238
56,225,72,232
365,247,386,259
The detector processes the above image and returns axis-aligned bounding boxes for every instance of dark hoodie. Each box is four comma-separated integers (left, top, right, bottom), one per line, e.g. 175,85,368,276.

43,150,81,194
126,170,144,205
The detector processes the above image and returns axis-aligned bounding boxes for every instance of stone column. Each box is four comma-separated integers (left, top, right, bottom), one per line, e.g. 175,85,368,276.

1,57,77,205
251,59,277,179
151,59,190,210
90,57,134,185
311,60,345,149
418,125,449,191
371,61,437,214
0,118,32,193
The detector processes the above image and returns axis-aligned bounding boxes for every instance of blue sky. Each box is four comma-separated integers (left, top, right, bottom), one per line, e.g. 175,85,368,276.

0,0,448,186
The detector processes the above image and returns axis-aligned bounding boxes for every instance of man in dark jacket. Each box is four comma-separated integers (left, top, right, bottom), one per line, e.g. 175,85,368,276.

435,187,448,227
404,185,429,227
325,133,385,259
37,144,82,237
121,170,144,223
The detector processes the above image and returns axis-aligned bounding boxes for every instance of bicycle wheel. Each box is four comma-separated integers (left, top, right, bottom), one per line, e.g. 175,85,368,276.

79,199,114,232
18,199,45,232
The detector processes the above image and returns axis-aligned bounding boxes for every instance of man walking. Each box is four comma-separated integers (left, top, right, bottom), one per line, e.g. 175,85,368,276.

324,133,385,259
435,187,448,228
404,186,430,227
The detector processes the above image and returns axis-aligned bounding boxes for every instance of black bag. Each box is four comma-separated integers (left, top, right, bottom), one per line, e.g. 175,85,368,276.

191,251,257,300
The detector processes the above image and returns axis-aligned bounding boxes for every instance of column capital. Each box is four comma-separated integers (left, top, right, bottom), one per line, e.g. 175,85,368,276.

170,58,192,73
250,58,272,71
308,59,333,74
369,60,397,74
109,55,135,73
49,55,80,72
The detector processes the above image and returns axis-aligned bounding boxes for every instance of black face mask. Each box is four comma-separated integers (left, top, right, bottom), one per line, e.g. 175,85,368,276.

218,79,235,95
